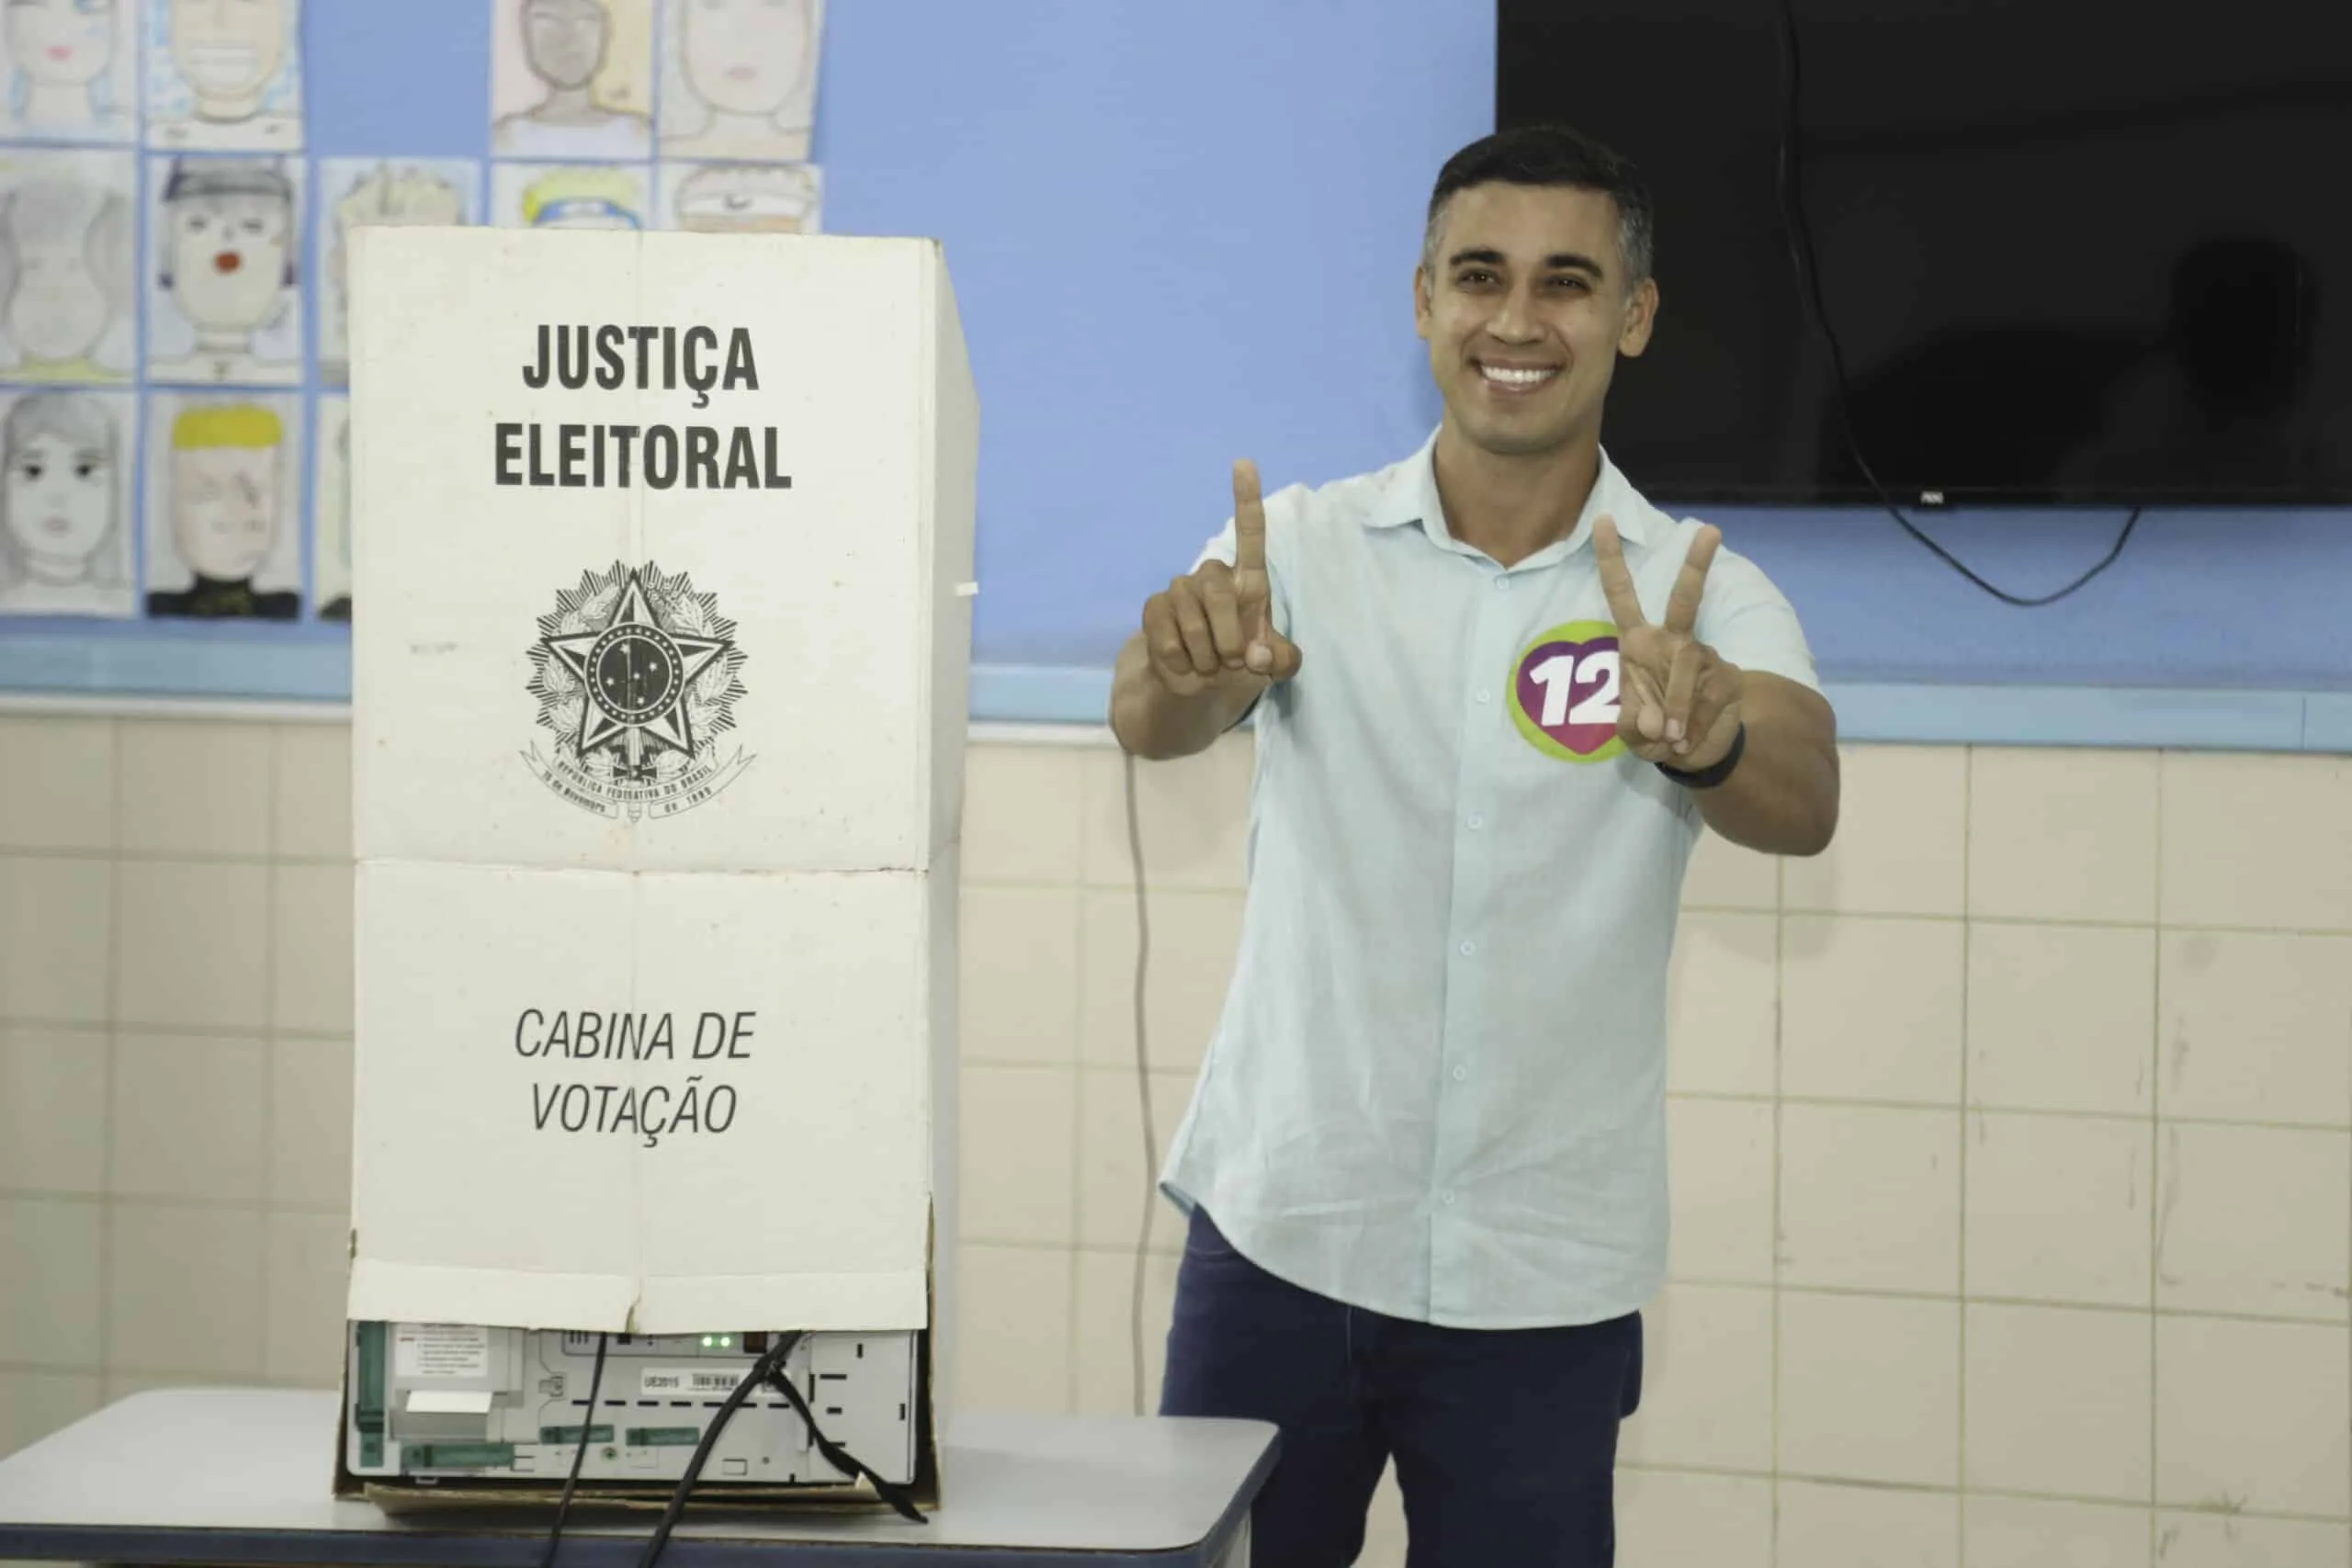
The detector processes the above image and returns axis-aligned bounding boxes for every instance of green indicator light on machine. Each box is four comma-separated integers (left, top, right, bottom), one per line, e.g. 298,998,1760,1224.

700,1336,713,1347
719,1337,732,1348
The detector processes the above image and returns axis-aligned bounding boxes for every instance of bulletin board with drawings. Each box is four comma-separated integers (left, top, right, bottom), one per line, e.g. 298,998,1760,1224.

0,0,826,702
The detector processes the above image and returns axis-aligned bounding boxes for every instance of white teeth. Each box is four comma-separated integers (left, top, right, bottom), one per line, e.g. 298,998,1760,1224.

1481,365,1556,388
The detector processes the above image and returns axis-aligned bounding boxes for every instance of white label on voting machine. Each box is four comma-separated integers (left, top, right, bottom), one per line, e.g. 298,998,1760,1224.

394,1324,491,1380
642,1368,739,1395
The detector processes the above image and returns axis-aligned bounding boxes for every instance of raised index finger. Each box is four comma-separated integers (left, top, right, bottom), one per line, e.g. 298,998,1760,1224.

1662,525,1722,636
1591,514,1646,629
1232,459,1267,576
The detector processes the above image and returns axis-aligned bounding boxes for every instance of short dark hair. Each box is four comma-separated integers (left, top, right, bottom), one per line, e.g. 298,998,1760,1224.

1421,123,1655,284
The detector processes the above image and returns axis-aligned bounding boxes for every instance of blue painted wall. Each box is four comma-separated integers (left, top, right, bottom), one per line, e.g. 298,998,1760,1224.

9,0,2349,707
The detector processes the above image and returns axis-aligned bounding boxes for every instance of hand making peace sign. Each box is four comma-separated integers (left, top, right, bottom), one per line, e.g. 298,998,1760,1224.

1592,515,1745,771
1141,459,1304,695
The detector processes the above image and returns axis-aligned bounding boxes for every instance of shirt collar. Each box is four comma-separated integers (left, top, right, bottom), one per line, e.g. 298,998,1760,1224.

1363,427,1654,556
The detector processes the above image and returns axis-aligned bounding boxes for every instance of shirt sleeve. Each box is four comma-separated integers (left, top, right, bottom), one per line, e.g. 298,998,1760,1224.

1690,541,1821,694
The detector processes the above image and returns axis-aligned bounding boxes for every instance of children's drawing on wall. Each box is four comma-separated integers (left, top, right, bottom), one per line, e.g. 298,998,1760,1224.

145,155,301,386
659,0,821,163
0,149,134,383
492,161,648,231
0,389,133,617
317,159,479,387
657,161,820,234
312,392,348,620
144,0,302,151
143,393,300,619
1,0,137,143
491,0,651,161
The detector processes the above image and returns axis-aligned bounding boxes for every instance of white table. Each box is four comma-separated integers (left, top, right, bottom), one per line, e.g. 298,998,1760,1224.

0,1391,1273,1568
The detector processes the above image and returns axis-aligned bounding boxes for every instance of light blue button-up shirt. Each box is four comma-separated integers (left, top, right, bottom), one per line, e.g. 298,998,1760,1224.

1159,432,1820,1329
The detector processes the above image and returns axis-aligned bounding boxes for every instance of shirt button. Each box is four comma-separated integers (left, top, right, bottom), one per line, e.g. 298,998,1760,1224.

1466,813,1484,830
1451,1066,1467,1083
1476,690,1493,705
1441,1190,1456,1206
1458,939,1476,957
1493,577,1510,591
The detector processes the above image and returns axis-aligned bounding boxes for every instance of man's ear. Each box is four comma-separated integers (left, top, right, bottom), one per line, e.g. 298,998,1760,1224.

1619,275,1658,358
1414,265,1432,342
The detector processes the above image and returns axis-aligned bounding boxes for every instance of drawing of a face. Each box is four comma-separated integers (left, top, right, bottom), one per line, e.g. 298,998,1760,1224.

680,0,808,116
171,422,277,581
167,186,288,336
3,182,116,363
673,165,813,233
329,168,463,317
169,0,284,111
523,0,609,91
6,0,117,90
3,401,114,581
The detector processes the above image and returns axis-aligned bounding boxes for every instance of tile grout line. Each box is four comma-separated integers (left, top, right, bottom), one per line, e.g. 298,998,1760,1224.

259,723,285,1383
1068,829,1088,1418
97,716,122,1399
1769,849,1784,1568
2152,750,2165,1560
1954,750,1980,1553
1956,747,1972,1565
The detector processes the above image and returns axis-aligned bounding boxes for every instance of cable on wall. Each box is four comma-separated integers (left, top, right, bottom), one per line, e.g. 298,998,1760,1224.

1123,747,1159,1418
1773,0,2143,607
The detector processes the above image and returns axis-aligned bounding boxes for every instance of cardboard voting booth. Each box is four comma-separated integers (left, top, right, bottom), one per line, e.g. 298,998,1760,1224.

338,224,976,1506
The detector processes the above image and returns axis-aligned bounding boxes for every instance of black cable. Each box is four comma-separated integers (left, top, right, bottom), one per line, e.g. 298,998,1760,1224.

539,1331,608,1568
757,1363,926,1524
1123,747,1158,1418
632,1334,800,1568
1773,0,2142,606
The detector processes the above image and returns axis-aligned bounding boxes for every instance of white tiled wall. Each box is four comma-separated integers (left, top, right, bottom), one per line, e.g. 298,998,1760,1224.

4,715,2351,1568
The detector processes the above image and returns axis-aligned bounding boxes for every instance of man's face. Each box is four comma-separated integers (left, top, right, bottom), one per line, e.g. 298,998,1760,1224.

1413,182,1656,459
6,0,117,89
169,0,285,101
5,428,111,566
523,0,608,91
6,206,109,362
171,441,276,581
681,0,808,116
166,189,288,333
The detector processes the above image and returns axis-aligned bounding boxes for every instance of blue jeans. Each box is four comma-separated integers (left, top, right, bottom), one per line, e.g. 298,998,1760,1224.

1159,1207,1642,1568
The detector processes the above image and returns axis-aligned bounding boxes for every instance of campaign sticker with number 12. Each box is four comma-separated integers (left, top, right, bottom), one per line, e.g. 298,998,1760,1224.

1510,620,1624,762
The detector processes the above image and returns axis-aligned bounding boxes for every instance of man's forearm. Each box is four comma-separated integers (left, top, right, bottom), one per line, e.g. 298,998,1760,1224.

1109,634,1265,759
1688,673,1839,855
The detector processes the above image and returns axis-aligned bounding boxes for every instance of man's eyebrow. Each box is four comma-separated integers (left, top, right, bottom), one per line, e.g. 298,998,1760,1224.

1444,247,1608,277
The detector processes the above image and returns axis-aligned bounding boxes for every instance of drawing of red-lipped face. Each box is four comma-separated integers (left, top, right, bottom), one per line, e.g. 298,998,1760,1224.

166,188,288,335
680,0,810,117
5,0,119,90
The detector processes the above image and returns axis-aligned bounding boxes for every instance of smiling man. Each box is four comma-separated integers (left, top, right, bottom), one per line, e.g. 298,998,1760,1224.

1110,125,1840,1566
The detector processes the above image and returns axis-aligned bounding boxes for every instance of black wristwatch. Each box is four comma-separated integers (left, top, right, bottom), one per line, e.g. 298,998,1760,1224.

1657,721,1746,789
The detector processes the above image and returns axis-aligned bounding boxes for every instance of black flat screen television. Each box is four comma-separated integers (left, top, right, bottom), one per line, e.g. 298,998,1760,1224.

1495,0,2352,507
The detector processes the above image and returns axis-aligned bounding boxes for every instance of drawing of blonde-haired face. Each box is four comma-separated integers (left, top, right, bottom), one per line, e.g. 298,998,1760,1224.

0,177,129,365
679,0,811,118
168,401,280,581
673,164,814,233
521,167,641,230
